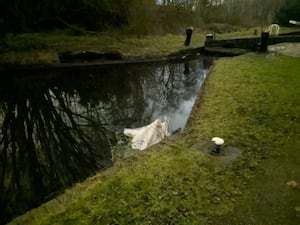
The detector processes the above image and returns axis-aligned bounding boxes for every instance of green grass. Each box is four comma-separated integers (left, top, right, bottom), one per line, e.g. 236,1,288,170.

0,32,204,64
1,26,298,64
212,136,300,225
11,53,299,225
186,53,300,224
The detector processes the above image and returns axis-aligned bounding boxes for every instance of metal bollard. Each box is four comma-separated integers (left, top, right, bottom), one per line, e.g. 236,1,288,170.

184,26,193,46
259,31,269,52
205,33,214,42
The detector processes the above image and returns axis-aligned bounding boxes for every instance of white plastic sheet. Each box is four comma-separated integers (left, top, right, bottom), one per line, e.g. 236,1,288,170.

124,119,169,150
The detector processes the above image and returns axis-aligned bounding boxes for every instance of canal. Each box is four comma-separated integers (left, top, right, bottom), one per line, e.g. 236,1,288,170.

0,55,213,224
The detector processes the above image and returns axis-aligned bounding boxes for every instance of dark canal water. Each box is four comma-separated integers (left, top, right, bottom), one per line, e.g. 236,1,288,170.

0,56,213,224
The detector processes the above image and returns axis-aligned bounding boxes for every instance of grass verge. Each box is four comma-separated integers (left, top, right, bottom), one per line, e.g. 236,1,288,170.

10,52,300,225
187,53,300,225
0,26,298,64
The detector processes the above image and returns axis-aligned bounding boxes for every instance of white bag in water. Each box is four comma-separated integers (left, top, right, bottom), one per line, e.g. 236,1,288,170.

124,119,169,150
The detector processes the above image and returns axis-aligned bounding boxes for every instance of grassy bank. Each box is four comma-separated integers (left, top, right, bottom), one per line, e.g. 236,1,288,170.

186,53,300,224
0,32,203,64
0,27,297,64
11,53,300,225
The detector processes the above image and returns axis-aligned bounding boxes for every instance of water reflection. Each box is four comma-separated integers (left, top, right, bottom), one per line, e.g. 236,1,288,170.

184,62,190,74
0,56,212,223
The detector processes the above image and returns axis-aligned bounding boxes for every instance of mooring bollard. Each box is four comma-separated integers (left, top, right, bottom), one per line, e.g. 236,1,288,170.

259,31,269,52
184,26,193,46
205,33,214,42
211,137,224,154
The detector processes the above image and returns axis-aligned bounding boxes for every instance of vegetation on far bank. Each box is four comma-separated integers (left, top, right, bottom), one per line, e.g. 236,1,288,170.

1,0,299,64
0,26,298,64
0,31,203,64
1,0,296,35
11,53,300,225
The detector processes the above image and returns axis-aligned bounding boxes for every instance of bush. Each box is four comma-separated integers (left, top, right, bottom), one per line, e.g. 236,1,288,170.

205,23,241,33
2,33,46,52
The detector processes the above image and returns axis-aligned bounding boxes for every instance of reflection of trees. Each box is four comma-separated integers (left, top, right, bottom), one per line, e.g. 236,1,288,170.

64,66,148,129
140,57,212,131
0,56,213,223
0,76,113,224
60,56,212,131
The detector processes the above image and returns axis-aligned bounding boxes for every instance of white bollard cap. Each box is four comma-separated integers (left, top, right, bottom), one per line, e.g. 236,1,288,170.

211,137,224,145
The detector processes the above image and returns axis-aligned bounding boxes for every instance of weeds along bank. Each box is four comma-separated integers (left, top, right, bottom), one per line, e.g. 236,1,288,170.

9,53,300,225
